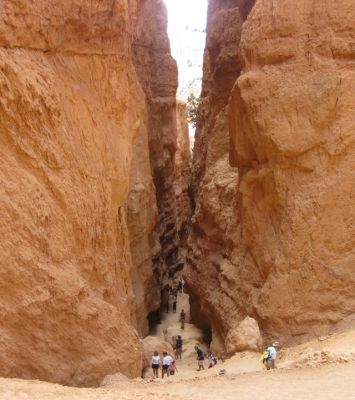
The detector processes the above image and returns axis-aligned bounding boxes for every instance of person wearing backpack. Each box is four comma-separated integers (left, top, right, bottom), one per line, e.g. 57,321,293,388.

175,335,183,359
194,345,206,371
261,343,278,370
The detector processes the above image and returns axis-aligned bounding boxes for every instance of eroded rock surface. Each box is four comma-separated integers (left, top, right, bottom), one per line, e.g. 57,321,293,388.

0,0,189,387
174,101,192,249
229,0,355,338
186,0,256,355
187,0,355,353
132,0,189,291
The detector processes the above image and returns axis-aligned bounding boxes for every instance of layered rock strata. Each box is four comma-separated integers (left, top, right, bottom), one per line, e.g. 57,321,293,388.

187,0,355,354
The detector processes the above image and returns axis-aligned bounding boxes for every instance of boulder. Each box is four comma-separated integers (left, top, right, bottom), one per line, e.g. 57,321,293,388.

225,317,263,354
142,336,174,369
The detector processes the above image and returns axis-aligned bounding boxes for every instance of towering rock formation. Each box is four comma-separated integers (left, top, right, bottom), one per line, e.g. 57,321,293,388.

186,0,256,354
174,101,192,248
230,0,355,339
127,0,190,337
0,0,189,387
187,0,355,354
132,0,186,298
0,0,144,386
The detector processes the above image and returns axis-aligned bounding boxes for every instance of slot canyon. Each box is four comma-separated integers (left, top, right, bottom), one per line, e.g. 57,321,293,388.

0,0,354,399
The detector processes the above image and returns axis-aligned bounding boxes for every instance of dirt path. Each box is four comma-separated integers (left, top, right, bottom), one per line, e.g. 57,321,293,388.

1,290,354,399
1,362,354,400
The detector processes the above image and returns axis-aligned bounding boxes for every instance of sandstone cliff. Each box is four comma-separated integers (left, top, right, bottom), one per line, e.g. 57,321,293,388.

186,0,256,354
0,0,180,386
174,101,192,248
229,0,355,338
186,0,355,354
132,0,187,290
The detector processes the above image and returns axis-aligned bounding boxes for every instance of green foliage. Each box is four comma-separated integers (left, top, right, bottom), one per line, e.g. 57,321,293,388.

186,93,200,128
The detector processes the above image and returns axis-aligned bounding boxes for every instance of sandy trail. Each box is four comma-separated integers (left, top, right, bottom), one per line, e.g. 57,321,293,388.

0,362,354,400
0,291,354,399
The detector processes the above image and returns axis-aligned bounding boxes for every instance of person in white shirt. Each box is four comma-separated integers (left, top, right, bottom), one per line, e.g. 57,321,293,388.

266,343,278,369
151,351,160,378
162,351,174,378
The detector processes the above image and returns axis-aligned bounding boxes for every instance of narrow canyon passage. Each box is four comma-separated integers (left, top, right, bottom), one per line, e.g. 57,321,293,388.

0,0,354,397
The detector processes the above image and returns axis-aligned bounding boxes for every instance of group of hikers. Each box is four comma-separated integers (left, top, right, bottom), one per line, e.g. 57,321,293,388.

155,275,279,377
151,338,218,378
163,279,184,314
151,350,178,378
151,341,278,378
162,279,187,329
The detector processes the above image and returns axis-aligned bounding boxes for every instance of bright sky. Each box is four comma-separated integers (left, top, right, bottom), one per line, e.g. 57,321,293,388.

163,0,208,99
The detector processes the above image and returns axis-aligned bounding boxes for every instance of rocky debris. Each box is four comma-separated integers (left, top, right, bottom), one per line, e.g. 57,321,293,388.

225,317,263,355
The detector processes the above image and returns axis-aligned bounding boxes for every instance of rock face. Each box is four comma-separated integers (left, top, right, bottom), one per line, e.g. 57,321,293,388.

225,317,263,354
132,0,189,294
0,0,188,387
174,101,192,248
187,0,355,354
186,0,256,354
229,0,355,338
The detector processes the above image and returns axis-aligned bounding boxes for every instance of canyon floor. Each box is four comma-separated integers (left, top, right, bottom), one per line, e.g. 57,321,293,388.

0,294,354,400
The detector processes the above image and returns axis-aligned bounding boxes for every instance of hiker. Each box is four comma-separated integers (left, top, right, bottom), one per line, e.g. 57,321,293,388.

151,350,160,378
261,343,278,370
162,287,169,314
173,299,177,313
178,280,183,293
170,360,178,376
195,345,206,371
208,353,217,368
162,351,174,378
172,286,178,299
180,309,186,329
175,335,183,359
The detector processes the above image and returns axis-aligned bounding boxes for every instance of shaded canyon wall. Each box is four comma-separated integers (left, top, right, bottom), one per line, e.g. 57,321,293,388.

186,0,355,354
131,1,191,330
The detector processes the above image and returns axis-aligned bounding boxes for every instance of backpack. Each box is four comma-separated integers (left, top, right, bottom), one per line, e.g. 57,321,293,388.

260,350,270,365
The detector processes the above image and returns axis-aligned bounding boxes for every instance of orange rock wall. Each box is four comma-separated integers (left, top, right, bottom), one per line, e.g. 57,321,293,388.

132,0,187,286
187,0,355,353
230,0,355,338
186,0,254,354
174,101,192,248
0,0,186,386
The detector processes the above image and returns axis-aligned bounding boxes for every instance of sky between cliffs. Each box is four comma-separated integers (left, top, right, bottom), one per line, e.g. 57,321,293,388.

163,0,208,100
